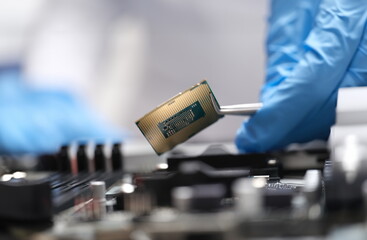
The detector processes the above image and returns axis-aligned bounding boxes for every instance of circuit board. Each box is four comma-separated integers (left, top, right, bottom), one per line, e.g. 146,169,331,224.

136,80,222,155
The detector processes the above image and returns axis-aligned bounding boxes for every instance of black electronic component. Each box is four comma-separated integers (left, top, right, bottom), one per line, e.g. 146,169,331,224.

0,177,52,222
135,161,250,207
94,144,106,172
0,171,123,223
264,188,294,209
189,184,226,211
77,144,88,172
58,145,71,172
111,143,123,171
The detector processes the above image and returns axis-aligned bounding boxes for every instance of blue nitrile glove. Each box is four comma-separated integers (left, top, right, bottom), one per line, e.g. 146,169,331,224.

236,0,367,152
0,66,123,154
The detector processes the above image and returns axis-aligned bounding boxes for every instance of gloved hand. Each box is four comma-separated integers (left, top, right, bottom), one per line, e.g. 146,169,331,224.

0,66,123,154
236,0,367,152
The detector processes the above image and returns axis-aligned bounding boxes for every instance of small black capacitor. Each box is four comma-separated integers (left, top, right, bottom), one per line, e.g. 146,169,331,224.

58,145,71,172
94,144,106,172
77,144,88,172
111,143,123,171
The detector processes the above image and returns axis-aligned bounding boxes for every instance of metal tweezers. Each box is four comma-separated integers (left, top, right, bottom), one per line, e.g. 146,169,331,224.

210,93,263,116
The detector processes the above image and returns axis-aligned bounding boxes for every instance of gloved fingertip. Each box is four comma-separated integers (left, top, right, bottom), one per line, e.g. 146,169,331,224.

234,137,247,154
235,123,261,153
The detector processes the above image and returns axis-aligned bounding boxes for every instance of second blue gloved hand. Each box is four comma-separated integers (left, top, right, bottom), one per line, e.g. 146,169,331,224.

236,0,367,152
0,67,123,154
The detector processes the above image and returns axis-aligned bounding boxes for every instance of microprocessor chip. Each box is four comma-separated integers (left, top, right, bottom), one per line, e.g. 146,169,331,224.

136,80,222,155
157,101,205,138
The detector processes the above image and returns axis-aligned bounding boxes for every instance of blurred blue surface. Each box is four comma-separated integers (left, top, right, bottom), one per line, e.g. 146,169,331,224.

0,66,123,154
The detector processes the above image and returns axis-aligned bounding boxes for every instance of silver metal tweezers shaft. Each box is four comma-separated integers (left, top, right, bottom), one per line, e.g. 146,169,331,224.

210,93,263,116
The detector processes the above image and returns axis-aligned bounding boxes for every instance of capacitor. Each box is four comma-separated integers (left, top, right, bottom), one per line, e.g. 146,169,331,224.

94,144,106,172
90,181,106,220
58,145,71,172
111,143,123,171
232,178,265,218
77,144,88,172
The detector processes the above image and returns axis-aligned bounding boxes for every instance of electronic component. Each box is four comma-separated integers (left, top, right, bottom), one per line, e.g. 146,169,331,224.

9,144,367,239
136,80,222,155
90,181,107,220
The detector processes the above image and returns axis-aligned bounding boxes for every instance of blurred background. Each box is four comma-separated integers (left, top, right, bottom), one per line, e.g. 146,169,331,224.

0,0,267,153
